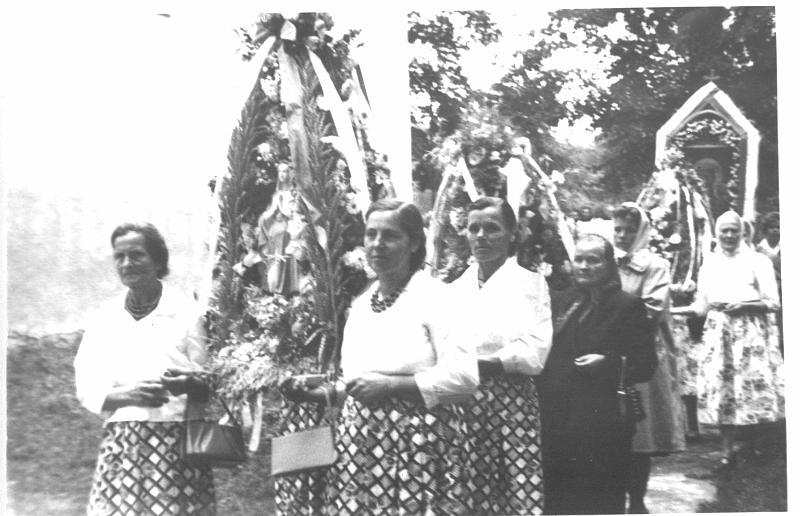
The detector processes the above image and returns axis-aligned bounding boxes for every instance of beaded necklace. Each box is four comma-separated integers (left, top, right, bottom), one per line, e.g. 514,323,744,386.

370,276,411,313
125,283,163,320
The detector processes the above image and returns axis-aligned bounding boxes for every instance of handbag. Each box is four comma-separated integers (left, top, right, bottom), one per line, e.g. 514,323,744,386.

617,356,646,423
270,384,338,477
182,395,247,468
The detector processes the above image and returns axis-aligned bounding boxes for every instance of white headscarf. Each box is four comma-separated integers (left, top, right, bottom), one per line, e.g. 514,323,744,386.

714,210,744,255
613,202,651,259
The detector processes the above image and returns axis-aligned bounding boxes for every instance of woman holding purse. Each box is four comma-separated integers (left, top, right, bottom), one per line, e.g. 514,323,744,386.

537,233,657,515
75,222,215,515
283,199,479,514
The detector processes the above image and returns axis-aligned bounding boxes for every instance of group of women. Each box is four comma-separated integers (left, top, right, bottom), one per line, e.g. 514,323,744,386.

75,196,783,515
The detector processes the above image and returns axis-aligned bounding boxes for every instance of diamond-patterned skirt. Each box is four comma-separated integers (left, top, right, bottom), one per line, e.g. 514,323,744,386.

325,397,470,515
274,400,329,516
87,421,215,516
464,375,544,515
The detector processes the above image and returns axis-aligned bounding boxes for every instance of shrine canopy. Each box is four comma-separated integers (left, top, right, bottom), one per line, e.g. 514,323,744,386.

655,81,760,220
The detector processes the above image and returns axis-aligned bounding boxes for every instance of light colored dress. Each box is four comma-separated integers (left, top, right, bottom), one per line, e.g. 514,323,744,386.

74,283,214,516
619,249,686,453
689,248,784,426
325,270,479,515
449,259,552,515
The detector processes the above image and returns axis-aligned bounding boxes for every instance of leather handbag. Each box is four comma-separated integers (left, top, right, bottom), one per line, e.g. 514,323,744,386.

617,356,646,423
270,385,338,477
182,395,247,468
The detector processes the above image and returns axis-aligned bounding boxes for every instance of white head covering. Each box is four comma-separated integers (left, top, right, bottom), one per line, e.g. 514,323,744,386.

714,210,744,254
613,202,651,258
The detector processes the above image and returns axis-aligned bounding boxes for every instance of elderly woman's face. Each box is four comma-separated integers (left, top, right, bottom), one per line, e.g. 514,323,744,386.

364,210,417,277
573,239,610,287
467,205,513,266
718,222,741,253
113,231,160,289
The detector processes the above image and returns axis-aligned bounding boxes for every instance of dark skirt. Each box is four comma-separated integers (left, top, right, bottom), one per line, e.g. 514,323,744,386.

87,421,215,516
325,396,469,515
542,430,633,515
464,375,544,515
273,400,329,516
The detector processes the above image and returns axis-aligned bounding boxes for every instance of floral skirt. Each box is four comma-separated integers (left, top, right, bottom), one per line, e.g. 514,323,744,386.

673,315,702,397
325,396,469,515
87,421,215,516
274,401,329,516
698,310,784,426
463,375,544,515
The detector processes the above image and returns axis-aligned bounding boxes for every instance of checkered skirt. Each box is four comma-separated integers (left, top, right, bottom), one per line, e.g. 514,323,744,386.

325,396,470,515
86,421,215,516
464,376,544,515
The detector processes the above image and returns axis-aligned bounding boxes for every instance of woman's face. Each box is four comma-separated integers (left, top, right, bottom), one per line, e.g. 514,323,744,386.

573,239,610,287
364,210,417,278
113,231,160,290
467,205,514,266
613,216,639,252
718,222,742,252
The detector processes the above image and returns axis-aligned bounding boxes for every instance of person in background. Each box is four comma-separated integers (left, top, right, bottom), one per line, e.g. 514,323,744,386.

451,197,552,514
613,204,685,513
756,212,782,355
538,234,657,515
672,211,783,467
75,222,215,516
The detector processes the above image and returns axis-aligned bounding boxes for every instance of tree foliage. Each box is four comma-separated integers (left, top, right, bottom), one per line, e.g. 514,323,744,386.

408,11,500,137
498,7,777,206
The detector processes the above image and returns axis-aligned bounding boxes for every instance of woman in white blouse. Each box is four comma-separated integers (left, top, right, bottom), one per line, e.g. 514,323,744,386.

74,223,214,515
451,196,552,515
284,199,478,514
672,210,783,468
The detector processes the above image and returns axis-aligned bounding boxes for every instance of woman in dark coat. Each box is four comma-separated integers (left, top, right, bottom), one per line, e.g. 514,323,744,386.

538,234,657,515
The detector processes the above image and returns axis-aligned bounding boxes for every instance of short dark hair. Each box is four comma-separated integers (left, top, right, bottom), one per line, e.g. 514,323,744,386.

365,199,426,271
110,222,170,278
467,196,518,256
612,205,642,227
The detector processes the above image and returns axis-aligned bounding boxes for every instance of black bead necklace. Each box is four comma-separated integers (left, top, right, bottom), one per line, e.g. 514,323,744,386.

125,283,163,320
370,276,411,313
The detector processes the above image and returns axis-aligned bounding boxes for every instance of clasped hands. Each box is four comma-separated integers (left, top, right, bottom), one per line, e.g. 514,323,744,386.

281,372,395,405
105,368,209,410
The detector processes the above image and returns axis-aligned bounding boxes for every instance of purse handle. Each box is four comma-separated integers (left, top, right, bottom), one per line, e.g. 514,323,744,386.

185,391,241,428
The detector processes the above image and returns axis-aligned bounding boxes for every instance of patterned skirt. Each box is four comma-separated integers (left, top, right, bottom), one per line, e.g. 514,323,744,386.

464,375,544,515
673,315,702,397
697,310,784,426
274,400,329,516
87,421,215,516
325,396,469,515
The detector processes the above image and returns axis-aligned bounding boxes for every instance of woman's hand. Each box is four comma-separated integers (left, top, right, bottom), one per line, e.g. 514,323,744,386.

104,380,170,411
346,373,395,404
574,354,606,373
160,368,210,399
279,377,326,404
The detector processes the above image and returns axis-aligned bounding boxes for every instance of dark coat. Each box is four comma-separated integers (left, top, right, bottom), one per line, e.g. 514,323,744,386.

537,285,658,440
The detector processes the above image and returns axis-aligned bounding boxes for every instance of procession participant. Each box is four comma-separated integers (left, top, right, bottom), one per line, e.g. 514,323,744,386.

672,210,784,467
75,223,215,515
283,200,478,514
451,197,552,514
538,234,657,515
613,203,685,514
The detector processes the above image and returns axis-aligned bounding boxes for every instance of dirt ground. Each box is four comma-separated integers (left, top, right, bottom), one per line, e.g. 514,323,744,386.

6,332,786,515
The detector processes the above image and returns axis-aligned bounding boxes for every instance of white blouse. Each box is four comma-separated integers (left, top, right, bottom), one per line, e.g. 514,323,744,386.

691,248,781,315
448,259,553,376
74,284,207,423
340,270,479,408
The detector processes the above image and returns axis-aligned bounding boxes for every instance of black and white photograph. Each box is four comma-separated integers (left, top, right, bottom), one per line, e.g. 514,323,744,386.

1,2,792,514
